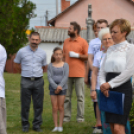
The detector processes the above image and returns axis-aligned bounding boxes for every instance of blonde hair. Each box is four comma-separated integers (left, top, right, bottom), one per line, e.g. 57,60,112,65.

110,19,131,37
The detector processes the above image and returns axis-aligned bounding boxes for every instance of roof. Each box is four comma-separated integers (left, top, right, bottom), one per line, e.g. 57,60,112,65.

35,26,87,43
35,26,134,44
48,0,82,26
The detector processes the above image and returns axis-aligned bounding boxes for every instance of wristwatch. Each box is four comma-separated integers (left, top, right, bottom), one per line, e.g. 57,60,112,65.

91,89,96,92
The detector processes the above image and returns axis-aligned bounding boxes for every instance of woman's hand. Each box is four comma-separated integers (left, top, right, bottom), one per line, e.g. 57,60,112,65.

55,89,58,94
103,90,109,97
55,86,62,94
90,90,97,100
100,82,110,92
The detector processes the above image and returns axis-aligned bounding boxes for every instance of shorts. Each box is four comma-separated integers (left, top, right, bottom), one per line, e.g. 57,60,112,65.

50,89,66,95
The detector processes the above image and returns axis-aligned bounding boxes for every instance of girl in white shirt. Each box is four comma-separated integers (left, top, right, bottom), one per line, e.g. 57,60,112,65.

99,19,134,134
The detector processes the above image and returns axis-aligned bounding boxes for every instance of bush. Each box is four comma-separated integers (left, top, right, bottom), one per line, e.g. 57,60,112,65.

129,100,134,133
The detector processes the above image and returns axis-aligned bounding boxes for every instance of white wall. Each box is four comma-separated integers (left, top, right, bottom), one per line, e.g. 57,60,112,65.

38,42,63,64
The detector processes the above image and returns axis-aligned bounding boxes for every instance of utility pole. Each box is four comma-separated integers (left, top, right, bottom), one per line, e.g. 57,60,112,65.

45,10,48,26
86,4,94,42
56,0,58,15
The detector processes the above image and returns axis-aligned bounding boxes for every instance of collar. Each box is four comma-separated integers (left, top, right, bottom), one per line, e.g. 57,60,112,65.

115,40,128,47
28,45,38,52
118,40,128,45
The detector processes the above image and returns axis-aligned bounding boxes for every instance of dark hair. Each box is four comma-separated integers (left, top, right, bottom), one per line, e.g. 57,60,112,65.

96,19,108,27
51,47,63,63
30,32,40,38
70,21,81,34
92,20,97,32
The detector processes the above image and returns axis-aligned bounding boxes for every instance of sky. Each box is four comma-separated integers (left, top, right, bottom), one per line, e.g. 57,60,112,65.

29,0,77,29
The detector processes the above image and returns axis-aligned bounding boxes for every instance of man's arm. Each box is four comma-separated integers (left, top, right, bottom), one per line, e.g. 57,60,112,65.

84,61,89,84
42,66,47,72
14,50,22,73
79,54,88,60
42,52,47,72
14,63,21,73
80,40,89,61
0,47,7,75
88,54,94,71
0,57,7,75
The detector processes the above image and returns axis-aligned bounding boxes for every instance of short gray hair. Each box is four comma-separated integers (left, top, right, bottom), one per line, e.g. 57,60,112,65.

98,28,110,40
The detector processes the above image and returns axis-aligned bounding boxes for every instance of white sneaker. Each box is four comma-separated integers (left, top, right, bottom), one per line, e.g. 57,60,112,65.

92,127,102,134
58,127,63,132
52,127,58,132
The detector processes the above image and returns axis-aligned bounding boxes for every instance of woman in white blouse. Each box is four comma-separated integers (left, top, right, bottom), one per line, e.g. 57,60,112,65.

99,19,134,134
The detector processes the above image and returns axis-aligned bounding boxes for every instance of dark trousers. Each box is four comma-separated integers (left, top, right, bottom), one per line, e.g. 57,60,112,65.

20,77,44,129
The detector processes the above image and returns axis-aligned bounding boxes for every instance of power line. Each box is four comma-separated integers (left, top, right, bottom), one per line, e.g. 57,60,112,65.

33,3,57,5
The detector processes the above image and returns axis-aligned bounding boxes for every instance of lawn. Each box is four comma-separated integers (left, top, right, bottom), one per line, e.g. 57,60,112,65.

5,72,96,134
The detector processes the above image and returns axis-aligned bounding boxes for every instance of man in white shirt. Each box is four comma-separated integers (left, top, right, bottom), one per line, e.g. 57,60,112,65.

0,44,7,134
88,19,108,70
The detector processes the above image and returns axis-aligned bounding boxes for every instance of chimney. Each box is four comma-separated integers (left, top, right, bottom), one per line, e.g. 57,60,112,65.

61,0,70,12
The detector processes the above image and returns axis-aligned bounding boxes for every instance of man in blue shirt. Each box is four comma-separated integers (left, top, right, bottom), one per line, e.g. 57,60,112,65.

14,32,47,132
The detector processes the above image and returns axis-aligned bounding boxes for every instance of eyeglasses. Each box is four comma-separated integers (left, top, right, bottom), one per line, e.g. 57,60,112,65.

102,38,113,42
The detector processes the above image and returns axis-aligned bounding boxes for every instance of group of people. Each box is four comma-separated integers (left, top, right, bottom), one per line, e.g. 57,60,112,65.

87,19,133,134
0,18,134,134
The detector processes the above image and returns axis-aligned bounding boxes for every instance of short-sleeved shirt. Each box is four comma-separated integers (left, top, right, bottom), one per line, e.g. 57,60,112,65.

93,51,106,89
88,38,101,56
0,44,7,98
63,36,88,77
14,45,47,77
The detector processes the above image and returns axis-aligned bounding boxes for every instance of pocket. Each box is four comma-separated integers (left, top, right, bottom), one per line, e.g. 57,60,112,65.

2,98,6,109
35,55,42,63
41,78,44,86
20,77,25,85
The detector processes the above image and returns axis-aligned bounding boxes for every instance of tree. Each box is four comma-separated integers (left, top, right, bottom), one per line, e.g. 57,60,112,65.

0,0,36,57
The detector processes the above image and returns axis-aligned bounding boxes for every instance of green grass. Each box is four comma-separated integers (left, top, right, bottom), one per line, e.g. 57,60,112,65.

4,72,95,134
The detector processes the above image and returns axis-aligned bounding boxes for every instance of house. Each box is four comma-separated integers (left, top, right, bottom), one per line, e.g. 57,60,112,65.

48,0,134,28
36,0,134,64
